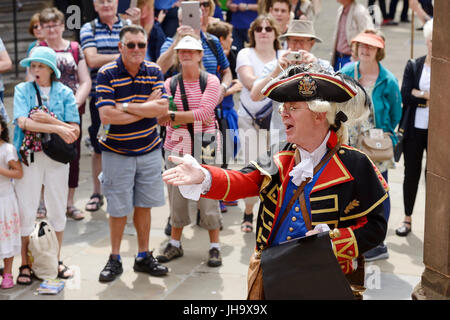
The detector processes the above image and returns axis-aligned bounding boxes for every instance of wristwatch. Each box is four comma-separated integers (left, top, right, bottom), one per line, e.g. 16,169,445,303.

170,111,176,121
122,102,129,113
419,91,425,97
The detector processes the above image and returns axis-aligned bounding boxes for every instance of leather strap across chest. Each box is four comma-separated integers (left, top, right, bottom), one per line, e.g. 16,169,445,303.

268,143,341,245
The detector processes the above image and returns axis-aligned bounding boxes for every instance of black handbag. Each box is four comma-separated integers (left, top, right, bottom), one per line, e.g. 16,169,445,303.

394,105,411,162
241,99,273,130
33,82,77,164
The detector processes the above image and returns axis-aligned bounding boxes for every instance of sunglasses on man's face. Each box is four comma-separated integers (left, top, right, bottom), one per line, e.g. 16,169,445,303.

255,26,273,33
123,42,146,49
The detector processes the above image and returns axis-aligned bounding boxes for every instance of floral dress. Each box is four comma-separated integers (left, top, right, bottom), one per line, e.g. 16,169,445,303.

0,142,21,260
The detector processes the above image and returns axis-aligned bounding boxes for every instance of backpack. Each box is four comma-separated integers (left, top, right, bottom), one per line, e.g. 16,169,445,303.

39,41,80,64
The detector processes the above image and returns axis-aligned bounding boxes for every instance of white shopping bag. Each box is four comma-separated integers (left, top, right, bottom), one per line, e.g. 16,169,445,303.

28,220,59,280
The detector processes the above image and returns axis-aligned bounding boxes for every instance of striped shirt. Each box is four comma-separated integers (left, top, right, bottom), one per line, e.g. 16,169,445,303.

80,16,128,96
160,32,230,79
96,57,167,156
163,73,221,155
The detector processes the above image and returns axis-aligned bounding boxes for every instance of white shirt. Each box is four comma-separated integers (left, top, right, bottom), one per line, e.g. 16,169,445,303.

414,64,430,129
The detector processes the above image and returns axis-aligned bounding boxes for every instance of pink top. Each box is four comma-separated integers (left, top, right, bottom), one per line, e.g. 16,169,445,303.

336,5,352,55
163,73,221,155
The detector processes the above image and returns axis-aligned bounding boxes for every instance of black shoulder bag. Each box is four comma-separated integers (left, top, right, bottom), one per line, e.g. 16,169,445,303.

33,82,78,164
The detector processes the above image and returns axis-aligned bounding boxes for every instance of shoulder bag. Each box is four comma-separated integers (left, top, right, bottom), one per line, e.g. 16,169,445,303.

353,63,394,162
33,82,78,164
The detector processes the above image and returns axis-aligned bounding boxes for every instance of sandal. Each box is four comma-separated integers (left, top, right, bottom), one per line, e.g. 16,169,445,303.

395,221,412,237
85,193,104,212
58,261,73,279
1,273,14,289
36,200,47,219
66,206,85,221
241,213,254,233
16,265,34,285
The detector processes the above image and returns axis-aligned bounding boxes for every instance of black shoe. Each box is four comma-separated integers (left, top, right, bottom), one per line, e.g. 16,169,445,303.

99,255,123,282
133,251,168,276
164,217,172,236
207,248,222,267
395,221,412,237
400,18,411,23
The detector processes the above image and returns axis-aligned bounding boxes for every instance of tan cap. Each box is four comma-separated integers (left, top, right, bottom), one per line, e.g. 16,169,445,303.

279,20,322,43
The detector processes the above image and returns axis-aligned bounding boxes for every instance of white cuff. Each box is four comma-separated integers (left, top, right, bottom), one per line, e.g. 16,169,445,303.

178,154,213,201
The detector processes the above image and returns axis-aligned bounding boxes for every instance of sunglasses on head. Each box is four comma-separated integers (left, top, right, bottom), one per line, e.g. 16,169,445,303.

200,2,210,7
255,26,273,33
123,42,146,49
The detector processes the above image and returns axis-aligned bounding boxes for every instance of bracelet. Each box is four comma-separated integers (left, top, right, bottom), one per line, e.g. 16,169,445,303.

221,82,228,92
246,3,248,10
23,118,27,131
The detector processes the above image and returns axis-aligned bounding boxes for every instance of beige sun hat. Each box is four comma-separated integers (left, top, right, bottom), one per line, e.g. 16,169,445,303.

279,20,323,43
174,35,204,51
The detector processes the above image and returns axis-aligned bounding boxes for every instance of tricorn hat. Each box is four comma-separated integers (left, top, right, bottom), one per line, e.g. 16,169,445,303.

262,64,371,135
279,20,322,43
262,64,359,103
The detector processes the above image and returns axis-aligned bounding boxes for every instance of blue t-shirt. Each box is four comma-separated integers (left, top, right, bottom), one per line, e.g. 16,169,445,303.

230,0,258,29
96,57,167,156
155,0,178,10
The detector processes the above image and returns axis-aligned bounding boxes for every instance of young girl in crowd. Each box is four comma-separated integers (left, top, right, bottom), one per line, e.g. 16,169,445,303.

0,114,23,289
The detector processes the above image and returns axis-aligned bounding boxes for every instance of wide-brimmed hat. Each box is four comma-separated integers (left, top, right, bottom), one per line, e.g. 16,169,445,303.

279,20,322,43
174,35,204,51
351,32,385,49
20,46,61,79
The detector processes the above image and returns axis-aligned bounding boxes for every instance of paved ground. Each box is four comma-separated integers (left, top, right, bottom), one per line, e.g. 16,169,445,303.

0,2,429,300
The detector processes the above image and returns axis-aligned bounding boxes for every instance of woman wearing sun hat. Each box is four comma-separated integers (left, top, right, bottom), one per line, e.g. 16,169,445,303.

156,34,224,268
340,29,402,262
12,46,80,285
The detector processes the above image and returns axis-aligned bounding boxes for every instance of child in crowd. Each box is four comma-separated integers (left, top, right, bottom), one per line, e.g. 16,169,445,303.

0,114,23,289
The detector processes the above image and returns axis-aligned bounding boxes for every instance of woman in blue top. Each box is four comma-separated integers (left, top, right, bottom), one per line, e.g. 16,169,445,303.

340,29,402,262
13,46,80,285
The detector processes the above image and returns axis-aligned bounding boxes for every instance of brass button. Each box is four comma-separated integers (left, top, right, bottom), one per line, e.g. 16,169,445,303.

292,216,297,222
292,145,297,149
295,207,300,212
339,150,345,154
268,221,272,226
347,250,354,256
286,236,292,240
289,227,294,232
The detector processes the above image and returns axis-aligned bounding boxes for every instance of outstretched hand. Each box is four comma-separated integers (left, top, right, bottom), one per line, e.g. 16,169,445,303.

162,155,206,186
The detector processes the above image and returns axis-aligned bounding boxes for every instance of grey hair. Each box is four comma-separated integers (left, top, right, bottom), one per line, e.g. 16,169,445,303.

423,19,433,41
119,24,147,41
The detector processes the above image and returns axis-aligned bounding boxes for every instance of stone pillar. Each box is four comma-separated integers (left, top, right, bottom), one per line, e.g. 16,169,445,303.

412,0,450,300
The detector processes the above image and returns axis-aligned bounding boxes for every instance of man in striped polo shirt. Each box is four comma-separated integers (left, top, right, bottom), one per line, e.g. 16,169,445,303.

80,0,140,213
96,25,169,282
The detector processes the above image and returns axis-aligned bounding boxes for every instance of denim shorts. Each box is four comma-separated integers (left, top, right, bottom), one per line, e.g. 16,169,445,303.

101,148,165,217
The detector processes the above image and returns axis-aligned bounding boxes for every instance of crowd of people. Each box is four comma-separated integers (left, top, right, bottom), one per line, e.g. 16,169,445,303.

0,0,434,296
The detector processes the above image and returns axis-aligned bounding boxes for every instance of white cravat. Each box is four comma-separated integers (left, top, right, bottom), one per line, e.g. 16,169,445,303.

289,131,330,186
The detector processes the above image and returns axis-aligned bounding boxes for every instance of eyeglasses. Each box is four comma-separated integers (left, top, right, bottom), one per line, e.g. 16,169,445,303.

122,42,146,49
255,26,273,33
278,104,308,114
200,2,210,7
42,23,62,30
